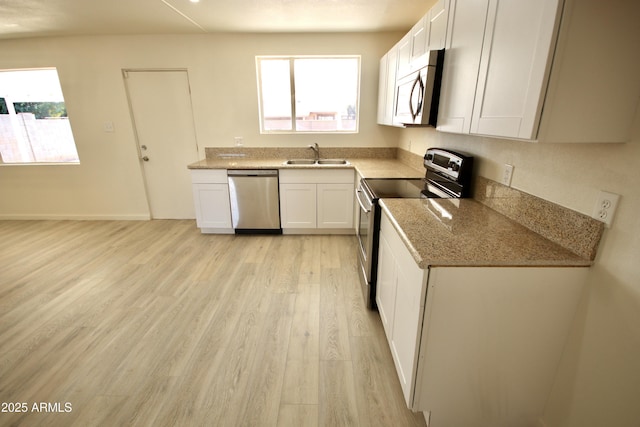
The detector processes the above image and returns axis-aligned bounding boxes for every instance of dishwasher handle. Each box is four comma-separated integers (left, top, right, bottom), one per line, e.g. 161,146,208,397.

227,169,278,177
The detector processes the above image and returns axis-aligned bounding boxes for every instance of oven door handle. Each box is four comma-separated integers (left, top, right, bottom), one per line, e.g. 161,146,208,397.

355,188,372,213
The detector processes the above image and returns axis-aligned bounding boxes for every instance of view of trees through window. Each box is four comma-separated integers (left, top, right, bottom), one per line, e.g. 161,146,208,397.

0,68,79,164
256,56,360,133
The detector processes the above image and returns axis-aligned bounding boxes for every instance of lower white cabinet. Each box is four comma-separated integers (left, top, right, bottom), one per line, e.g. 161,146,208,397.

279,183,316,228
190,169,233,234
377,211,428,407
377,209,589,426
279,169,354,233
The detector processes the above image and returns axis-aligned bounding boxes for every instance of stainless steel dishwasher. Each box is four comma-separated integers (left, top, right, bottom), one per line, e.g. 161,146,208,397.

227,170,281,234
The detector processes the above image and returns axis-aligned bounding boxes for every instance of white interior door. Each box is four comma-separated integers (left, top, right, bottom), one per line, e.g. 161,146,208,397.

124,69,199,219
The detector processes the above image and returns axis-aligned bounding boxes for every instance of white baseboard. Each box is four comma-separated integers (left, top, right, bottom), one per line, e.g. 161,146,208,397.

0,214,152,221
282,228,355,235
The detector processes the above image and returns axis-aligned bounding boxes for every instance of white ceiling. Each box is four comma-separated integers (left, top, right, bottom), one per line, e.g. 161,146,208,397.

0,0,435,40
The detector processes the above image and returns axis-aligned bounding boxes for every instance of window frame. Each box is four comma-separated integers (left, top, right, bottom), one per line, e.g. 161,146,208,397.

0,67,80,166
255,55,361,134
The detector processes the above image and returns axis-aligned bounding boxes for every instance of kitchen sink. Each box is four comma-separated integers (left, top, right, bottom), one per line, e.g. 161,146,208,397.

283,159,349,166
284,159,316,165
317,159,349,165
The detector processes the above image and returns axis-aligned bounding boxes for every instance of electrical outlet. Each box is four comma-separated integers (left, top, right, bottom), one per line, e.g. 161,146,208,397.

234,136,243,147
592,190,620,227
502,164,514,186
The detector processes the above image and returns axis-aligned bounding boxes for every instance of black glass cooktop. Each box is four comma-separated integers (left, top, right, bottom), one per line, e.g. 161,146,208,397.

362,178,426,199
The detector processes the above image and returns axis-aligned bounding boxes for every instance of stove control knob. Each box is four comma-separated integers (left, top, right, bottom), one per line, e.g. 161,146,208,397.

449,161,460,172
426,153,434,161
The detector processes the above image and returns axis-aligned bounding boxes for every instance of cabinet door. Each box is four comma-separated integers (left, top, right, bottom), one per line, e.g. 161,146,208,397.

415,267,587,424
409,14,429,68
192,183,232,229
279,183,316,228
377,53,389,125
470,0,562,139
426,0,449,51
396,32,413,79
436,0,489,134
378,211,427,407
376,231,396,341
378,45,401,127
317,183,354,229
385,47,400,126
390,235,427,407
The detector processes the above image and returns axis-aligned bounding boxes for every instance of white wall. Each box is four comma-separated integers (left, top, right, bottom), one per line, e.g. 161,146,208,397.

0,32,402,219
399,111,640,426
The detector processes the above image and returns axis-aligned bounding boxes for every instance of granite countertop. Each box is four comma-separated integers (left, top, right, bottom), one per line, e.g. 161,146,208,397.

188,151,595,269
380,198,591,268
188,157,424,179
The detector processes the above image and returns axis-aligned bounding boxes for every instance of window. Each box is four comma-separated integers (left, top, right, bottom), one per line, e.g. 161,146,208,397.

0,68,79,164
256,56,360,133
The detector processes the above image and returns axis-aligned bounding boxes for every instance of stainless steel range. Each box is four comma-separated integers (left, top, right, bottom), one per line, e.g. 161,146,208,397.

355,148,474,309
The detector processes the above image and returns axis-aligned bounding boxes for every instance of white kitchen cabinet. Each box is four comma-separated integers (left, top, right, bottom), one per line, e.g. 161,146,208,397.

279,169,354,233
469,0,562,139
279,183,316,229
317,184,354,228
377,45,400,126
437,0,560,139
378,0,450,127
438,0,640,142
398,0,451,80
415,266,587,426
395,32,414,80
434,0,488,134
377,209,589,425
426,0,449,51
409,14,429,69
190,169,233,234
437,0,559,138
376,211,428,407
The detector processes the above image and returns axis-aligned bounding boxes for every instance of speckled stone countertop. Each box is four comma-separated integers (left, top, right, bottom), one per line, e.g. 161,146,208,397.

187,157,424,179
380,198,592,268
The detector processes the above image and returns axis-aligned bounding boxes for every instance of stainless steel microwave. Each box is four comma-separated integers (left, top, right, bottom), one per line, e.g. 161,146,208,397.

393,49,445,126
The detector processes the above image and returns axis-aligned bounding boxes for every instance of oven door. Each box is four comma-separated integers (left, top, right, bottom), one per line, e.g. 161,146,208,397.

355,184,377,308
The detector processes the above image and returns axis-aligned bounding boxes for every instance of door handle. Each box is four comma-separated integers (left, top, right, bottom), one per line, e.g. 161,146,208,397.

142,156,149,162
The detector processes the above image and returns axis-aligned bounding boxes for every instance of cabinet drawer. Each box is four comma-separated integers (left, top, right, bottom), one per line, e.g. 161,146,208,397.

190,169,228,184
279,168,354,184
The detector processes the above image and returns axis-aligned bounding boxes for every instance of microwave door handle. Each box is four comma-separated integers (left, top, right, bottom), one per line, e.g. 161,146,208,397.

409,73,424,121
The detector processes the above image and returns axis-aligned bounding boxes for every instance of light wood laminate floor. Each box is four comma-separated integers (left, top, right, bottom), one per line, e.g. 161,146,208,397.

0,220,426,427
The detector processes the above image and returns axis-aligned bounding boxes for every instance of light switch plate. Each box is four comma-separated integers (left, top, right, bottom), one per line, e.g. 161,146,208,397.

103,121,114,132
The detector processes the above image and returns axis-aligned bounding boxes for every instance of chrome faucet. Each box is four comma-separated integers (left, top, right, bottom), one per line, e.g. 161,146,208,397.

308,143,320,161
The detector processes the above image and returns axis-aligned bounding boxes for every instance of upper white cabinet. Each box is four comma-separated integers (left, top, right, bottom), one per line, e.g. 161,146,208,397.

470,0,562,140
396,32,414,80
426,0,449,51
438,0,640,143
378,0,450,127
434,0,488,134
438,0,562,139
377,44,401,126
